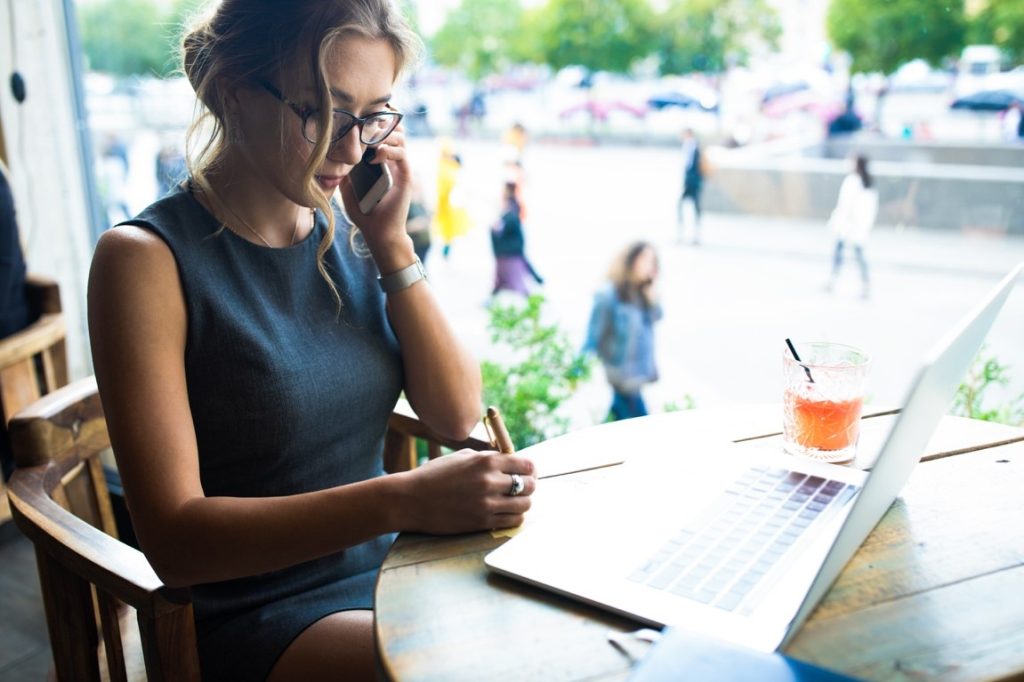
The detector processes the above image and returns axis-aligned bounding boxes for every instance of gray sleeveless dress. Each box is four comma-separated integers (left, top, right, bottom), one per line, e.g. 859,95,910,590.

123,186,403,681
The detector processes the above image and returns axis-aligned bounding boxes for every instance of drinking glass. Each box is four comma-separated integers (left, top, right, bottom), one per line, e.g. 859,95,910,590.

782,342,870,463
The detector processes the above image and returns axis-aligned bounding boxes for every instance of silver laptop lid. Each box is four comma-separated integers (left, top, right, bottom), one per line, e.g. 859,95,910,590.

782,262,1023,646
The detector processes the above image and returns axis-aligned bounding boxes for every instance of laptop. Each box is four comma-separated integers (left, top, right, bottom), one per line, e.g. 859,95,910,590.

485,263,1022,653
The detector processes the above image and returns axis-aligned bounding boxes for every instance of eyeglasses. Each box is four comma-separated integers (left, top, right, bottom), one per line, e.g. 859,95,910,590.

257,79,403,148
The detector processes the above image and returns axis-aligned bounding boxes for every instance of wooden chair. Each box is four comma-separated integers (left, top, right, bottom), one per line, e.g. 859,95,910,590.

0,274,68,526
6,376,490,681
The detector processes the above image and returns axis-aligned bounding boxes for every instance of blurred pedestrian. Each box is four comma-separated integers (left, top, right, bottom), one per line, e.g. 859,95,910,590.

432,141,471,259
155,140,187,198
584,242,663,421
406,176,432,265
501,127,543,285
1001,101,1023,142
502,121,528,161
491,182,530,297
99,135,132,224
676,128,704,245
825,154,877,299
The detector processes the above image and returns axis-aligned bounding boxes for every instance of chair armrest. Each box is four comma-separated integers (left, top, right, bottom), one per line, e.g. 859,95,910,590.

7,462,191,618
0,312,65,368
390,398,492,451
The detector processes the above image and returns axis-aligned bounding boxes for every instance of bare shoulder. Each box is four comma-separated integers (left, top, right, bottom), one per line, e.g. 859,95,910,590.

92,223,175,272
90,225,182,304
88,224,186,365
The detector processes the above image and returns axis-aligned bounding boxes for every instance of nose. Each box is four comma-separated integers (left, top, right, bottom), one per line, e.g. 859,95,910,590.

329,125,364,166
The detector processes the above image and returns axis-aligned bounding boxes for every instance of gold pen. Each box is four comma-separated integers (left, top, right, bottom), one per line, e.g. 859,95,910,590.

483,406,516,454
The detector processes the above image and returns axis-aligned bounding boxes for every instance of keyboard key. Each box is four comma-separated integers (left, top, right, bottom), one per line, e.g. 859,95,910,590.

649,564,684,589
694,589,718,604
715,592,744,611
806,476,825,488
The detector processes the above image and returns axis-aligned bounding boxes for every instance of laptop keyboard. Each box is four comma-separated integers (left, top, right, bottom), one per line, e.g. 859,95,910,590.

627,465,857,614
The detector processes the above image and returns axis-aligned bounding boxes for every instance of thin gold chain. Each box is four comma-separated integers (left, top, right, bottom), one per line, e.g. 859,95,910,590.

222,202,315,248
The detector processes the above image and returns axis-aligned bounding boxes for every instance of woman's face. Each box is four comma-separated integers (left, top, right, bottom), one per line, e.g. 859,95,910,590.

631,246,658,282
234,35,398,203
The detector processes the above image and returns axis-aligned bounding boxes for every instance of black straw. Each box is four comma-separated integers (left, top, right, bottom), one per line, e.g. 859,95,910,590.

786,338,815,383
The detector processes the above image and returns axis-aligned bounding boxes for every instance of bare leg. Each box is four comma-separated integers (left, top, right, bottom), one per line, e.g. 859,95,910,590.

267,609,376,682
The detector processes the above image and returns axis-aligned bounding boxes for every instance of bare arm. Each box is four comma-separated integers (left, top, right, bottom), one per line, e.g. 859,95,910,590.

341,131,482,440
88,227,522,588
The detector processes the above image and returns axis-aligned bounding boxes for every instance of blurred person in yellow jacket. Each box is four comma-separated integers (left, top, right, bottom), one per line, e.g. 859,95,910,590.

432,140,470,258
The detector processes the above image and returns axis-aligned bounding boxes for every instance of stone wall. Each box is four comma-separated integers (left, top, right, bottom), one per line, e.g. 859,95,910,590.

703,137,1024,235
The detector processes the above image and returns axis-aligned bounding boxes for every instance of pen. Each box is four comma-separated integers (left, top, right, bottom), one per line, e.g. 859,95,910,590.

484,406,516,454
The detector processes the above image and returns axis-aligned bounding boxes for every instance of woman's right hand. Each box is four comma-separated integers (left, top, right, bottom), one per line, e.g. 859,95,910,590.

394,449,536,534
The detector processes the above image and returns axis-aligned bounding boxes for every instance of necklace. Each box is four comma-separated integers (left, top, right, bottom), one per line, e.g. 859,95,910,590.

223,202,315,248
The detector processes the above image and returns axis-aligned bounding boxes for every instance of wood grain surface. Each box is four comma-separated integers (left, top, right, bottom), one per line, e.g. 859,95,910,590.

376,412,1024,682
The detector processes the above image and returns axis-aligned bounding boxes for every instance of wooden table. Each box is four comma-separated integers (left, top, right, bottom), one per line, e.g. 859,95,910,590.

375,408,1024,681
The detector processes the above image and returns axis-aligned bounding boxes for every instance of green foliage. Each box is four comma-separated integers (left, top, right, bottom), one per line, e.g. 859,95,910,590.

430,0,529,81
952,349,1024,426
663,394,698,413
655,0,782,74
78,0,206,77
969,0,1024,63
532,0,657,74
827,0,966,74
480,295,592,449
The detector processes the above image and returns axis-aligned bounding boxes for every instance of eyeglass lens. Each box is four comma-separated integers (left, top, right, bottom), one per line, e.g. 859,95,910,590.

304,111,400,147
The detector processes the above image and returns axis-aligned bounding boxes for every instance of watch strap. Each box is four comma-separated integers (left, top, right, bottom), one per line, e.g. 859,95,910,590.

378,256,427,294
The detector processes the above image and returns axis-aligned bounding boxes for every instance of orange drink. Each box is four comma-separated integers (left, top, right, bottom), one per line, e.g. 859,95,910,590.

782,342,870,463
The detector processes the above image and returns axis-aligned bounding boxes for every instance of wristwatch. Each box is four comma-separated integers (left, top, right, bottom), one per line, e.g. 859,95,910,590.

377,255,427,294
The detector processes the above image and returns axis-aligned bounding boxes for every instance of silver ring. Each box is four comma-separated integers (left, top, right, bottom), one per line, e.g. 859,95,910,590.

507,473,525,496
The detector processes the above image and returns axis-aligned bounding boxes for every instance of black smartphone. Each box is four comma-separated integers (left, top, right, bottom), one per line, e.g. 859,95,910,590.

349,148,393,214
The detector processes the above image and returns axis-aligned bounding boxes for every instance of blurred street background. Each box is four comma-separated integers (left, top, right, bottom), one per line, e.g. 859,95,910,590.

71,0,1024,430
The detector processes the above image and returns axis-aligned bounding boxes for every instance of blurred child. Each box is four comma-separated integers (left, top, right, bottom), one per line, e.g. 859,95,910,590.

584,242,663,421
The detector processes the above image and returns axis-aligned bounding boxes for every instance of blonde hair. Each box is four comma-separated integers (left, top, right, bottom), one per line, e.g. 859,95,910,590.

180,0,422,307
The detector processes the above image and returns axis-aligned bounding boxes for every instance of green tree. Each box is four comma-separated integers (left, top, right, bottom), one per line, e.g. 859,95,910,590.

532,0,656,74
969,0,1024,63
827,0,966,74
480,295,592,449
655,0,782,74
78,0,205,78
79,0,170,76
430,0,528,81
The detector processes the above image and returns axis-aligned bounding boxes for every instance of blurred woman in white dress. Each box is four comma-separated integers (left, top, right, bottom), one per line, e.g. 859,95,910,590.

826,154,878,299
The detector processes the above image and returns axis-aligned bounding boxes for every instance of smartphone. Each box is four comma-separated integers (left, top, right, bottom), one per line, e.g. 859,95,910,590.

349,148,393,214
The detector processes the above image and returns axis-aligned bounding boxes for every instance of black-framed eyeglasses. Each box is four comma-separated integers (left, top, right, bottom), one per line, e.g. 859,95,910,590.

257,79,403,147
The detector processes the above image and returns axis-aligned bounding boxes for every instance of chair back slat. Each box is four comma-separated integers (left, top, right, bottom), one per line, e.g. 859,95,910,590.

97,589,129,682
35,544,103,682
138,605,202,682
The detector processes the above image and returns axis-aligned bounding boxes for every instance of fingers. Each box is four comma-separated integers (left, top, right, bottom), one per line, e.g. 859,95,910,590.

486,469,537,498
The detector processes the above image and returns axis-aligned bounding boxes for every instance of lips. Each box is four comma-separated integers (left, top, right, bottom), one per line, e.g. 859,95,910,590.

316,175,342,190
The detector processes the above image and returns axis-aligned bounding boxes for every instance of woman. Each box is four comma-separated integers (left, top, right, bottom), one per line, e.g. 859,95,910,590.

87,2,536,680
583,242,663,421
825,154,878,298
490,181,531,296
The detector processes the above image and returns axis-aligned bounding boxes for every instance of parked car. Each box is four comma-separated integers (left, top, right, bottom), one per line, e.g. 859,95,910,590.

950,89,1024,111
646,77,719,112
